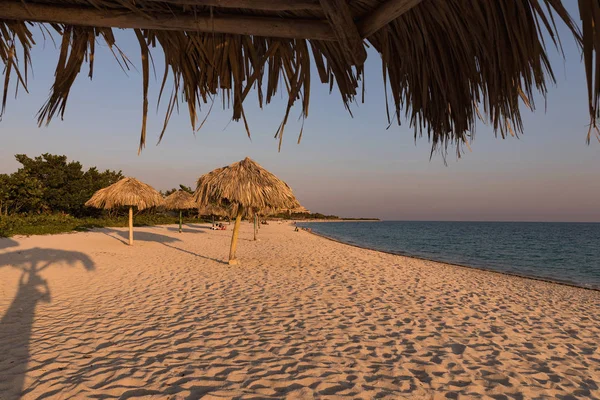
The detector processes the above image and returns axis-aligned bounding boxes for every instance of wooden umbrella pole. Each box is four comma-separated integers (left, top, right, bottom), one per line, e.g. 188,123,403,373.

128,206,133,246
212,215,215,227
229,206,244,265
179,210,183,233
253,213,257,241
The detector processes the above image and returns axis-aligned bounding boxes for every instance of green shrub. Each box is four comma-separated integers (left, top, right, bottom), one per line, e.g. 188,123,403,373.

0,213,208,237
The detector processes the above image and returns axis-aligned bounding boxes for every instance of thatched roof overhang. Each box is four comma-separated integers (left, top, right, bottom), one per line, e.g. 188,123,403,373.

1,0,599,155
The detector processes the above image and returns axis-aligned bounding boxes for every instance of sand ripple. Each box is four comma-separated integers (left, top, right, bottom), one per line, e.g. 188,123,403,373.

0,224,599,399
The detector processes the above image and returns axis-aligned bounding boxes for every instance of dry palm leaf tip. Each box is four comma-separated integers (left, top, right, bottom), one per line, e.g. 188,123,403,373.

1,0,600,156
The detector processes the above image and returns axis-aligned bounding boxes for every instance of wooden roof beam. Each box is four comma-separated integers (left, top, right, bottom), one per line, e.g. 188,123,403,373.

148,0,323,12
358,0,424,38
0,1,335,40
319,0,367,65
0,0,425,44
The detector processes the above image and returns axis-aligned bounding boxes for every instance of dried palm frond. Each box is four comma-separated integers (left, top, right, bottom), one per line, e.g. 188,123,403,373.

85,177,164,210
164,189,196,210
194,157,299,212
0,0,598,154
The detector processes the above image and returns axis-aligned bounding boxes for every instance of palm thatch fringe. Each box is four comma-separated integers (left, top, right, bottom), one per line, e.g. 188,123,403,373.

85,177,164,210
1,0,599,155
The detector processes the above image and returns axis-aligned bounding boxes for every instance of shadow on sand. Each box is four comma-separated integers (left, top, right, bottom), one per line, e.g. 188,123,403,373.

160,242,226,264
101,229,182,246
100,228,227,264
0,248,95,400
100,228,223,263
0,237,19,250
164,226,207,234
179,224,216,231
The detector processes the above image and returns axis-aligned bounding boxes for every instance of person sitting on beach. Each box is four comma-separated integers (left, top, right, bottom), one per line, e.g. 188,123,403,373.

294,226,299,232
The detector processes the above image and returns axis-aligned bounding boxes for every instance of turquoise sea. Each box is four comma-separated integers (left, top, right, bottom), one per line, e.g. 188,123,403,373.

297,221,600,290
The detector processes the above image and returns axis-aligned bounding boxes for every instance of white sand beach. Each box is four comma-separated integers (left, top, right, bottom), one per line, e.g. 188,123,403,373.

0,223,598,399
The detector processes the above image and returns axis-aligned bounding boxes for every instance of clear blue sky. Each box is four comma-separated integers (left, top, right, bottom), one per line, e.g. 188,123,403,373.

1,3,598,222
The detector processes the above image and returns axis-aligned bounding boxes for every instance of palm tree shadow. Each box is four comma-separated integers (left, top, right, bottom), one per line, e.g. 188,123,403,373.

0,248,95,399
101,228,182,245
0,237,18,250
160,243,227,265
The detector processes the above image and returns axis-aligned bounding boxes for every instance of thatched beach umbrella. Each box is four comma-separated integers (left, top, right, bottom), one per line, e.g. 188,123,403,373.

85,177,164,245
195,157,299,264
2,2,600,154
198,203,231,227
164,190,196,233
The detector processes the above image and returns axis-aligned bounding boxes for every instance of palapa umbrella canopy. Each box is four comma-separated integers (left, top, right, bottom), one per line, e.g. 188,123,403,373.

195,157,299,264
1,1,600,155
198,203,232,227
85,177,164,245
164,190,196,233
